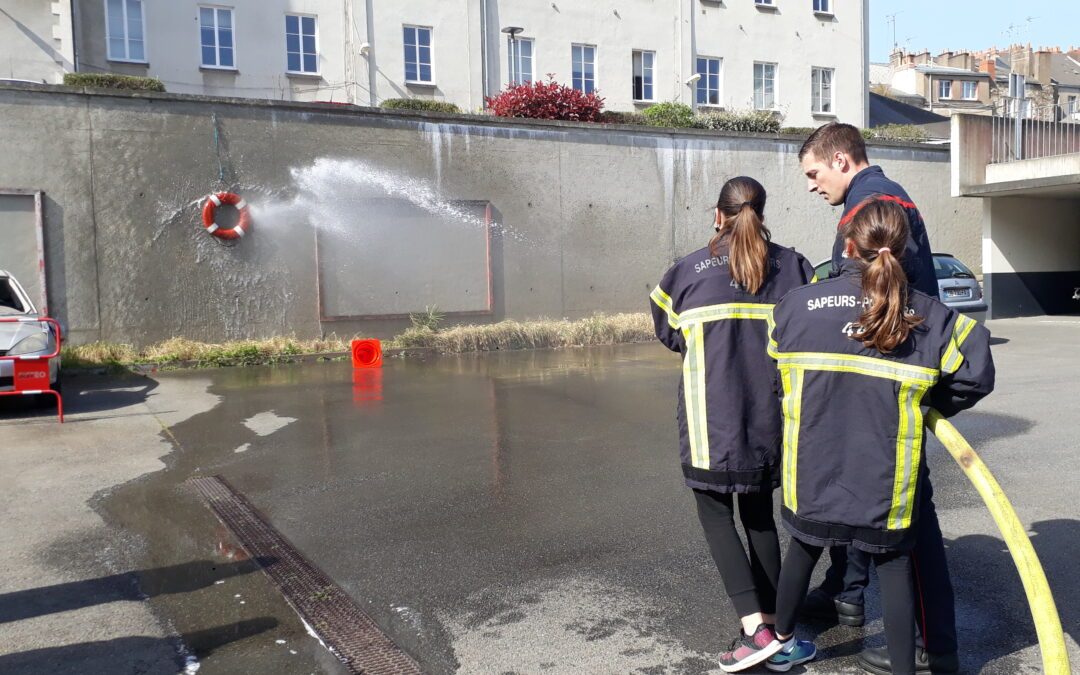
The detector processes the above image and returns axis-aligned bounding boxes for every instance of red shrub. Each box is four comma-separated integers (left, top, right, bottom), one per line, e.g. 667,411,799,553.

486,77,605,122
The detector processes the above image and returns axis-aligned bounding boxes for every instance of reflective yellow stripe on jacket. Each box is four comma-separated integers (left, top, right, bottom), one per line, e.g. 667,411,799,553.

679,303,774,469
780,366,804,511
650,285,679,329
941,313,977,374
887,381,931,530
772,350,941,530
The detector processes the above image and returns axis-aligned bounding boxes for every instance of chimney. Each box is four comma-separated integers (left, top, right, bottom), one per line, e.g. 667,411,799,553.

1033,50,1053,84
890,48,906,69
980,56,997,79
948,51,974,70
1012,44,1033,79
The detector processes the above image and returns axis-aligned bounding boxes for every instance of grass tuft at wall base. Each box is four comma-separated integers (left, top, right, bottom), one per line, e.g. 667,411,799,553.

61,313,656,369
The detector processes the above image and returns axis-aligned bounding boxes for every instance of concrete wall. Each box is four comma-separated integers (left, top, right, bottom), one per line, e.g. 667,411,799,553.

63,0,866,127
0,84,979,346
0,0,74,83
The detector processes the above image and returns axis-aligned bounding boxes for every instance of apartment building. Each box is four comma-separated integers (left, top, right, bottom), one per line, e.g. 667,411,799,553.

879,45,1080,119
992,45,1080,116
881,50,994,115
3,1,868,127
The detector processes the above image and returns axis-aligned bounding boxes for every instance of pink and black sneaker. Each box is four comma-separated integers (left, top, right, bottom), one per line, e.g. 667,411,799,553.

718,623,782,673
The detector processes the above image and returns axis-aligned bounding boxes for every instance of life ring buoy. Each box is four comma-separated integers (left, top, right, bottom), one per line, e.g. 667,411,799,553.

201,192,251,240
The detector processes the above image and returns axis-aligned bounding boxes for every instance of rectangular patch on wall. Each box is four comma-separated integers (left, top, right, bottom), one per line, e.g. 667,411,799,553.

317,198,495,320
0,191,47,314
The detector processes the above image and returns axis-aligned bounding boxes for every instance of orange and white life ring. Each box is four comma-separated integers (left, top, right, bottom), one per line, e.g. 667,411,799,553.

201,192,251,240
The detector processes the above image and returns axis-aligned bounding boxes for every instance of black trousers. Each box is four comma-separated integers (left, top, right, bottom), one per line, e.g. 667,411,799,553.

818,470,958,654
693,488,781,618
778,539,917,675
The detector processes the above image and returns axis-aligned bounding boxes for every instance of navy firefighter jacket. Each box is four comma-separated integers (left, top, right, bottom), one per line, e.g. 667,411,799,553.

831,166,939,299
651,242,816,493
767,261,995,553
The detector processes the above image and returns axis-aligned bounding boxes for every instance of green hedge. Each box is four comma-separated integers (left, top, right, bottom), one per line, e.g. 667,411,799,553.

643,102,696,128
696,109,782,133
63,73,165,92
380,98,461,114
861,124,930,142
632,104,784,132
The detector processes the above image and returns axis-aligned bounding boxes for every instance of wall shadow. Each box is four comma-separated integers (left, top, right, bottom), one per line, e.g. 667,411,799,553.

0,618,278,675
0,373,160,421
0,558,268,624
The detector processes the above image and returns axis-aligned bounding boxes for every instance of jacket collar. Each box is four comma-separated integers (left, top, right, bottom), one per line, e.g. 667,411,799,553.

836,256,863,278
844,165,884,207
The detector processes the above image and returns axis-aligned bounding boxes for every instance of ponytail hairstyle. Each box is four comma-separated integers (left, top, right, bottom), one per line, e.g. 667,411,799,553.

843,199,924,353
709,176,772,294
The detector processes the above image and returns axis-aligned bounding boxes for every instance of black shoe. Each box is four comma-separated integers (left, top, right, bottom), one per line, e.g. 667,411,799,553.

857,646,960,674
799,588,865,627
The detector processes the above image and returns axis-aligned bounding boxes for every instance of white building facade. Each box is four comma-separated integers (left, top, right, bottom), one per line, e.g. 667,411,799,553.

15,0,868,127
0,1,75,84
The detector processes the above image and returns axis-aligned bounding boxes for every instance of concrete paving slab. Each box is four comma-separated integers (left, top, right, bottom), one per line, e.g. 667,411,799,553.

0,374,343,674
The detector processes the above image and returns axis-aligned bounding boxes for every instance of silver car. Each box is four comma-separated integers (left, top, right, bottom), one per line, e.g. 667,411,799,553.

812,254,988,314
0,270,61,393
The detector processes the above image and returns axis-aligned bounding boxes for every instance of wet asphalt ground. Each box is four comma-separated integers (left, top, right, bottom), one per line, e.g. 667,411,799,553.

2,317,1079,674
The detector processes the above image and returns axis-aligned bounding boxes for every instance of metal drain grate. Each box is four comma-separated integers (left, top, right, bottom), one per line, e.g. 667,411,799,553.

189,476,423,675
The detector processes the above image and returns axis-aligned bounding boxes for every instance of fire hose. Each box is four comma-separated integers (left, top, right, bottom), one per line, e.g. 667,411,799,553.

926,409,1070,674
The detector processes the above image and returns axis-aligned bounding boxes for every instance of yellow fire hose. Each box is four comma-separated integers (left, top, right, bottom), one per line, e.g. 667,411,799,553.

926,409,1071,674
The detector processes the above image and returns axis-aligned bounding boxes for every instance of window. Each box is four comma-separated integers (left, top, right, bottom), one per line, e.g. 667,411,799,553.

632,50,655,101
754,62,777,109
404,26,433,83
1068,95,1078,116
811,67,834,114
696,57,721,106
813,0,831,12
962,80,978,100
508,37,533,85
938,79,952,100
572,44,596,94
755,0,775,5
199,6,234,69
285,15,317,74
105,0,146,62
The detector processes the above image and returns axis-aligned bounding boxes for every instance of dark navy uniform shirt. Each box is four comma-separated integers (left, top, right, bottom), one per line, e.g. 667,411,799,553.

831,166,940,299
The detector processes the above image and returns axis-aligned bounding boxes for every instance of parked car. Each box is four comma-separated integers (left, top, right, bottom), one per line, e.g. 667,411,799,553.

0,270,61,393
812,253,988,314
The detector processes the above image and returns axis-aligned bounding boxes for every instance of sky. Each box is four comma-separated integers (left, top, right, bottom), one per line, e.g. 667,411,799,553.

868,0,1080,63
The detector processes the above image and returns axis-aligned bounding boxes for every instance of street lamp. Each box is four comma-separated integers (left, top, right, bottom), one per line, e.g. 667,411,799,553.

502,26,524,85
686,72,702,113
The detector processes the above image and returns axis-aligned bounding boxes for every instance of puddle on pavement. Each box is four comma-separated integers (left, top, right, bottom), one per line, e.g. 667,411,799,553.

95,343,731,673
98,343,961,673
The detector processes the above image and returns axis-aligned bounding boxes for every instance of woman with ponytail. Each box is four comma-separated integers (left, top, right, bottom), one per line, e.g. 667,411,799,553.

760,199,996,674
651,177,817,672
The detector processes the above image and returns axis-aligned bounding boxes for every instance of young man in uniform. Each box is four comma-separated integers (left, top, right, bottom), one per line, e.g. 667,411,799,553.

796,122,959,675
